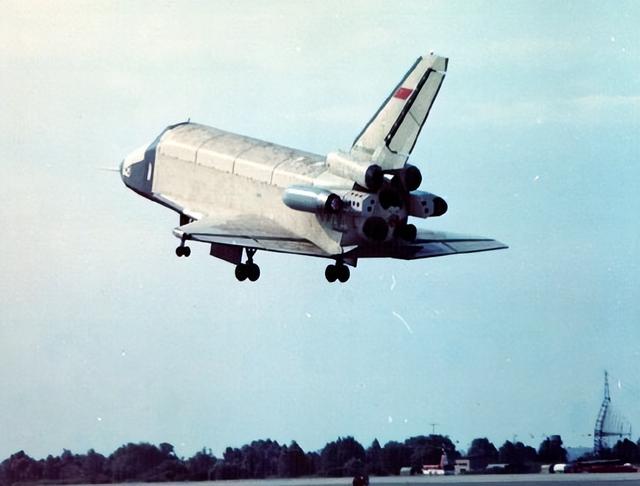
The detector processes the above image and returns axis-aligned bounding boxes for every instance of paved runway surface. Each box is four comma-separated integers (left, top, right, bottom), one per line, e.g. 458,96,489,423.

114,474,640,486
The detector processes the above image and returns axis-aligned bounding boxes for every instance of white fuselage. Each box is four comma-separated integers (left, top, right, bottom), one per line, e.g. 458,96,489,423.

121,122,408,256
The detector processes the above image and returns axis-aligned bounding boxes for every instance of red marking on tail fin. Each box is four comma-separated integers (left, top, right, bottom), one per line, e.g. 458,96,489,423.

394,87,413,100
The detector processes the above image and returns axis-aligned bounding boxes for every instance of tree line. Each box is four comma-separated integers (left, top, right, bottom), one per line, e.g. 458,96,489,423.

1,434,639,485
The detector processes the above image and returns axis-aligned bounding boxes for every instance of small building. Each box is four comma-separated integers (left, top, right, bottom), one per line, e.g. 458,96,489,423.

454,459,470,475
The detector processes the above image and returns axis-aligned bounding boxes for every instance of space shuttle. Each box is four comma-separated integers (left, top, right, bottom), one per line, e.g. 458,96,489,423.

121,53,506,283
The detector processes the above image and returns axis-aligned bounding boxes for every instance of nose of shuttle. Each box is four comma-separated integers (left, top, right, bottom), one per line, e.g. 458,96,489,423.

121,145,145,178
120,143,153,194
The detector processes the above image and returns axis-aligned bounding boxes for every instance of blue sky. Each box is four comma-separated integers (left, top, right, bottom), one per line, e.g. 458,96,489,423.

1,1,639,459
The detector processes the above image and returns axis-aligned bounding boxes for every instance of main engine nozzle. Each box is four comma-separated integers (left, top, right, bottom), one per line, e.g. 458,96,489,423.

432,196,448,216
362,217,389,242
403,165,423,191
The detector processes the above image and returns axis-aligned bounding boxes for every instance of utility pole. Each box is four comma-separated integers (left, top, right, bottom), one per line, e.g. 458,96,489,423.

430,423,439,434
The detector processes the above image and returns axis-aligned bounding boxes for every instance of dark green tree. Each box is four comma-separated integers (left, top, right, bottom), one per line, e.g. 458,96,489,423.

612,439,639,464
58,449,83,482
498,441,538,465
277,441,309,477
498,441,516,464
211,462,244,480
365,439,385,476
42,454,60,481
467,438,499,469
222,446,242,464
320,437,365,476
242,439,281,478
185,448,217,481
306,451,320,475
405,435,458,469
381,441,411,475
219,447,248,478
213,439,287,479
537,436,567,464
259,439,283,477
240,445,260,478
107,442,185,482
26,459,43,483
0,451,38,485
83,449,107,483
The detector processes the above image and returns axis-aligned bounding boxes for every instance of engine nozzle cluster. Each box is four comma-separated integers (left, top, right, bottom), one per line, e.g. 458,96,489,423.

281,163,447,246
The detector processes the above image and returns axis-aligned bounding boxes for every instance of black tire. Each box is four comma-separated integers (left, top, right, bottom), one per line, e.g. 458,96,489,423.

183,246,191,257
325,264,337,282
235,264,247,281
175,246,184,257
401,224,417,242
337,265,350,283
247,263,261,282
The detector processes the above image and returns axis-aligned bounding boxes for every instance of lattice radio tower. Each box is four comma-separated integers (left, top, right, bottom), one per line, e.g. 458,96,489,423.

593,370,632,455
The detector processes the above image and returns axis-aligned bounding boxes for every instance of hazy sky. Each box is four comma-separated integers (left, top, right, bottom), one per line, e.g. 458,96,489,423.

1,1,639,460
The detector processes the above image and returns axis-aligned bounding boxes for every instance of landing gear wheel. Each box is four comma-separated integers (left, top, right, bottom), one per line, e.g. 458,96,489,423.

235,263,248,281
176,242,191,257
235,249,260,282
337,265,350,283
325,264,338,283
247,262,261,282
175,246,191,257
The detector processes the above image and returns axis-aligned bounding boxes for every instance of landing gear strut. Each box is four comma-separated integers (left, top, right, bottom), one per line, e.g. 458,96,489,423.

176,214,193,257
175,237,191,257
235,248,260,282
325,260,350,283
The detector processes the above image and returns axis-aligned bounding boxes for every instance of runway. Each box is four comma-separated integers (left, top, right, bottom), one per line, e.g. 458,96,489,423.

113,474,640,486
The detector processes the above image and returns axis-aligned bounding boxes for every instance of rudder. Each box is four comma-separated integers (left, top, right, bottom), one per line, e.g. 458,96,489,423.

350,53,448,170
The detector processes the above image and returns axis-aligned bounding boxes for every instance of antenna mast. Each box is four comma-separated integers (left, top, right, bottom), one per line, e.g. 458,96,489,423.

594,371,611,455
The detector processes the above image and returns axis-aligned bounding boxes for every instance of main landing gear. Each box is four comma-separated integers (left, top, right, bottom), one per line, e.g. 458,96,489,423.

325,260,350,283
176,215,193,257
175,240,191,257
235,248,261,282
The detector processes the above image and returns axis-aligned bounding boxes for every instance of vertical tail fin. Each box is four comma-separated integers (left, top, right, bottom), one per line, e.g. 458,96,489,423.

351,53,448,169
